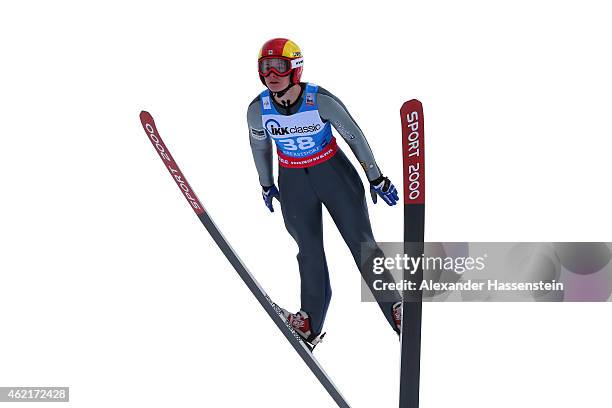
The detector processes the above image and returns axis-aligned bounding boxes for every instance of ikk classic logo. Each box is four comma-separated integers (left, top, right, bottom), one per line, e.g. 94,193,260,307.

264,119,322,137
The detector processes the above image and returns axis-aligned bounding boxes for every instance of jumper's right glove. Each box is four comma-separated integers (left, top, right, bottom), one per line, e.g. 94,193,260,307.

262,185,280,212
369,176,399,206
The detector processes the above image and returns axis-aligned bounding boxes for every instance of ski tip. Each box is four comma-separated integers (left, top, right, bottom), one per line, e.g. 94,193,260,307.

140,111,156,130
400,99,422,112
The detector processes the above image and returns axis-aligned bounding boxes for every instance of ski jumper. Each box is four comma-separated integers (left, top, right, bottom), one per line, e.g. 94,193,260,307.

247,83,401,334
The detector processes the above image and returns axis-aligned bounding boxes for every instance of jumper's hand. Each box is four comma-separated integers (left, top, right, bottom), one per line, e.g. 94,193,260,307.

262,185,280,212
370,176,399,206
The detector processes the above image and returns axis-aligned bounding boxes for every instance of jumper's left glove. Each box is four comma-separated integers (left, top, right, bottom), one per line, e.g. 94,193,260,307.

370,176,399,206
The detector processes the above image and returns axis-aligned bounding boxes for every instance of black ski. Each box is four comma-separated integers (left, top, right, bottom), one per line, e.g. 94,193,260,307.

139,111,351,408
399,100,425,408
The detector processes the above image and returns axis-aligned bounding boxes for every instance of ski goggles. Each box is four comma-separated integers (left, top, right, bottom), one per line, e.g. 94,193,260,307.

258,57,303,77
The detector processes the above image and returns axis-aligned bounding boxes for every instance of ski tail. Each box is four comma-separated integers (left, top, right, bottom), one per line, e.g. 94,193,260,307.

399,100,425,408
139,111,351,408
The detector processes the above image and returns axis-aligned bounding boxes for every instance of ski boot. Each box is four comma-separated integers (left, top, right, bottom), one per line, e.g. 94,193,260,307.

392,301,402,335
279,308,325,351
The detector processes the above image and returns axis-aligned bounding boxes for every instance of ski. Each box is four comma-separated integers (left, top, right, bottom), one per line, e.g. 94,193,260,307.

399,100,425,408
139,111,351,408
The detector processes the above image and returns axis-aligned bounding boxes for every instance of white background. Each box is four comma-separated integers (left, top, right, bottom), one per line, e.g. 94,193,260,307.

1,1,611,407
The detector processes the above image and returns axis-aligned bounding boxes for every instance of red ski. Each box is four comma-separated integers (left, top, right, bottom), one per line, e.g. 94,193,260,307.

399,100,425,408
139,111,351,408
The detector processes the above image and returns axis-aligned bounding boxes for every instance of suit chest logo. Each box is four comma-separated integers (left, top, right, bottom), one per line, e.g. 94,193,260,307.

262,110,324,138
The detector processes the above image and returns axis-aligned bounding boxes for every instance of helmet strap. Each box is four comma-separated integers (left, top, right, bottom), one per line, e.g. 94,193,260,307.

273,83,294,98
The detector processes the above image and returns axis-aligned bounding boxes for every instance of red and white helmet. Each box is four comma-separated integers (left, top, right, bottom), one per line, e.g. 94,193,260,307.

258,38,303,86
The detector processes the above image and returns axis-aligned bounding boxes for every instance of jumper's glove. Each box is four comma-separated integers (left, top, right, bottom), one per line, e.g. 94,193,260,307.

369,176,399,206
262,185,280,212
